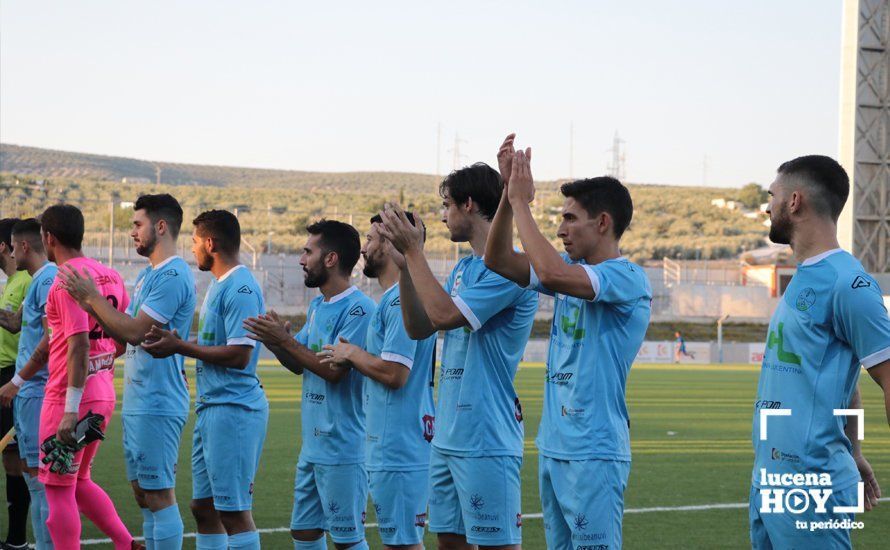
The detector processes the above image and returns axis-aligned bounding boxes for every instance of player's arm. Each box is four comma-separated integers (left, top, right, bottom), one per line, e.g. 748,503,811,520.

845,385,881,510
57,265,158,346
485,133,532,285
509,150,595,300
320,337,410,389
57,331,90,445
394,267,437,339
141,326,252,369
0,320,49,407
867,361,890,430
379,205,468,333
0,305,23,334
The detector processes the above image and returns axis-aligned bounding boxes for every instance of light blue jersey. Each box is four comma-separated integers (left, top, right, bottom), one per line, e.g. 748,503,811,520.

752,249,890,491
15,262,56,398
364,283,436,471
529,255,652,461
295,285,375,465
124,256,196,416
195,265,267,412
436,255,537,457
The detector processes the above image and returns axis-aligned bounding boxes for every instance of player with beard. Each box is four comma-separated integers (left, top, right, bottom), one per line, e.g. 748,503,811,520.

379,163,537,550
57,194,196,549
750,156,890,549
142,210,267,550
0,218,57,549
37,204,139,549
0,218,34,550
244,220,375,550
320,214,436,550
485,136,651,550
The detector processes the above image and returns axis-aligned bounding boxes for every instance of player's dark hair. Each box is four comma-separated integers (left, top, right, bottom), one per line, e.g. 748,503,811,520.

0,218,21,250
438,162,502,221
40,205,84,250
560,176,634,238
135,193,184,238
306,219,361,275
370,212,426,242
777,155,849,220
11,218,44,252
193,210,240,255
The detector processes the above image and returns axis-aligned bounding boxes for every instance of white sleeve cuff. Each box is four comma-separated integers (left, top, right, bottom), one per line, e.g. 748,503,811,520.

227,337,257,348
526,266,541,290
582,265,601,301
452,296,482,332
862,346,890,369
140,304,169,324
381,352,414,369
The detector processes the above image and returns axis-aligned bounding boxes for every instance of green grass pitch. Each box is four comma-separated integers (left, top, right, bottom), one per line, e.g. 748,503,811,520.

56,362,890,548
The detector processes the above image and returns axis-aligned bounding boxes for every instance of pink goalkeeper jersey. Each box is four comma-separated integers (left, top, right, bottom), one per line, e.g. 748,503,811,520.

45,256,129,404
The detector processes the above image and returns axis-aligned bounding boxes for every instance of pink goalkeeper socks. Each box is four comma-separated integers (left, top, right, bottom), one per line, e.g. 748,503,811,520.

75,479,134,550
45,484,82,550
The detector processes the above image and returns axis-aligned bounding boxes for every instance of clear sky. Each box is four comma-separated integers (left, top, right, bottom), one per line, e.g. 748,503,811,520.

0,0,842,187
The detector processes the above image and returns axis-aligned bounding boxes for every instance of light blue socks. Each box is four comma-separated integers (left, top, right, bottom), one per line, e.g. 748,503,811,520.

23,472,53,549
195,533,228,550
228,530,261,549
141,508,156,550
153,504,184,549
293,535,327,550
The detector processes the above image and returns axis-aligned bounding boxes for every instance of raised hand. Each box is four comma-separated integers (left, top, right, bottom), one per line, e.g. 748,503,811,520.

378,203,425,255
243,310,292,348
317,336,359,367
507,148,535,206
141,326,181,358
58,266,101,312
497,133,517,186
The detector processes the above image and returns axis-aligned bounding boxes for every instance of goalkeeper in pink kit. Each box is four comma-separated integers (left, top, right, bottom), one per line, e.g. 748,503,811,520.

37,204,141,550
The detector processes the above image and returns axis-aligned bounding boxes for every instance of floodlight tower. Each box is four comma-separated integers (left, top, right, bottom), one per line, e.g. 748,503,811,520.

606,131,626,182
839,0,890,286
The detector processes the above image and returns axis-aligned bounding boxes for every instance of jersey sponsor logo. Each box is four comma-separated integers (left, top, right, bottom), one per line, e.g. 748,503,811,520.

795,288,816,311
561,405,586,417
547,370,574,385
328,500,340,514
470,493,485,510
440,367,463,381
304,391,325,404
574,513,589,531
851,275,871,289
87,352,115,376
755,399,783,410
349,304,366,317
766,323,801,366
422,414,435,442
470,526,501,534
237,285,253,294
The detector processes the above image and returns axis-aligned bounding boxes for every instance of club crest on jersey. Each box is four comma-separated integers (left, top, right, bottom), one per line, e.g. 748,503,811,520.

795,288,816,311
514,397,523,422
415,513,427,527
450,272,463,296
422,414,435,442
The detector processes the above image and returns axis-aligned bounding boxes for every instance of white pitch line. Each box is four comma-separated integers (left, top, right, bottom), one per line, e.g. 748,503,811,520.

80,498,890,545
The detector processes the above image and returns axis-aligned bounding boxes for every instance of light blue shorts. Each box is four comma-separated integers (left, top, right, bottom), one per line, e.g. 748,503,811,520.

428,448,522,546
539,455,630,550
290,460,368,544
122,413,187,490
369,469,429,545
13,395,43,468
749,484,856,550
192,404,268,511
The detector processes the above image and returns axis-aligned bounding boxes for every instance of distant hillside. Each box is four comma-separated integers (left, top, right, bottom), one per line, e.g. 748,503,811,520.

0,143,770,260
0,143,442,193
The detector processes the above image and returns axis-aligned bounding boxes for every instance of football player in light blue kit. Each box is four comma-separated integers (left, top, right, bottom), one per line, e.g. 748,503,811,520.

379,162,537,550
485,135,651,550
320,213,435,550
143,209,268,550
0,218,57,549
57,194,196,549
244,220,374,550
750,156,890,549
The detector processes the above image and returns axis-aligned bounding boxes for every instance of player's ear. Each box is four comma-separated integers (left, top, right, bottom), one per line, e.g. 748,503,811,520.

324,250,339,270
156,218,168,237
